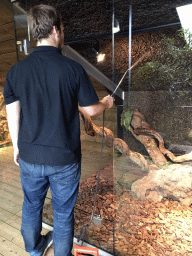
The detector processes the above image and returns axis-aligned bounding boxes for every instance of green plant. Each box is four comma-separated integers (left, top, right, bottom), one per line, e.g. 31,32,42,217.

132,29,192,97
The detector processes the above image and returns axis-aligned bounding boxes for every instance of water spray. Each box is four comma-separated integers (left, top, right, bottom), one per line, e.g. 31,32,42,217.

111,52,150,97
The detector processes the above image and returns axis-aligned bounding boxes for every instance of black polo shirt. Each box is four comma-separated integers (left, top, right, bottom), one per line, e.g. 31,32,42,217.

3,46,99,166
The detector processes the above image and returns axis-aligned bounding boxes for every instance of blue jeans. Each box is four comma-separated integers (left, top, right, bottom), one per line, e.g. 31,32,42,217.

19,157,81,256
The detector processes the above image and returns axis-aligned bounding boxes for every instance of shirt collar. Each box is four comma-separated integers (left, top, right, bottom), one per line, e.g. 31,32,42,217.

33,46,60,53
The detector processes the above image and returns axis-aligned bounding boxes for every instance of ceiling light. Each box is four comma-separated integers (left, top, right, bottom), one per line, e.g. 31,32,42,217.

93,40,99,54
113,18,120,34
97,53,105,62
92,40,105,62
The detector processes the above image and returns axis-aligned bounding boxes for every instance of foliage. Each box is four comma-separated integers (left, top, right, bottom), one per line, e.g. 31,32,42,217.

121,107,135,131
132,28,192,96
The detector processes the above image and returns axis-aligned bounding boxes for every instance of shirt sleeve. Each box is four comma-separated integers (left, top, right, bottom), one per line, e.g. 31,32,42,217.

77,67,99,107
3,73,19,105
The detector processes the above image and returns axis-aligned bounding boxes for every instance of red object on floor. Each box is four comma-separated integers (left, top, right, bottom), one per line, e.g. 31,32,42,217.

74,246,99,256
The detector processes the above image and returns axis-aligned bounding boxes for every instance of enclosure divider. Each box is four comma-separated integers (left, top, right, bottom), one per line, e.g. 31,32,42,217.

128,5,132,107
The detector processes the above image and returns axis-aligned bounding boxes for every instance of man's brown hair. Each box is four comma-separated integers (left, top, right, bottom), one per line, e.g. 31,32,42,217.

28,4,61,41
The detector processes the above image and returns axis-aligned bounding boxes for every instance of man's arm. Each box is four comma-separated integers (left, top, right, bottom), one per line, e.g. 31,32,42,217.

82,95,114,116
6,100,21,166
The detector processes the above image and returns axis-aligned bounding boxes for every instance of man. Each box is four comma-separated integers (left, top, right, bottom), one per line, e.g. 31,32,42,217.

3,4,113,256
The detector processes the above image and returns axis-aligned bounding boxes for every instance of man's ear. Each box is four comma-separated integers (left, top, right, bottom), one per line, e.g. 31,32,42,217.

52,26,56,32
52,26,59,36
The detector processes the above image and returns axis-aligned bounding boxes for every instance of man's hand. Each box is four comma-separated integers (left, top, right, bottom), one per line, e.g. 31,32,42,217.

81,95,114,116
103,95,114,109
14,147,19,166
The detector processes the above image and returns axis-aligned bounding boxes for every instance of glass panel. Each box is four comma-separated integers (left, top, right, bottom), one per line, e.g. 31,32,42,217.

113,2,192,256
3,1,192,254
2,1,116,254
12,3,32,61
0,0,17,89
38,2,116,254
0,0,17,146
63,32,116,255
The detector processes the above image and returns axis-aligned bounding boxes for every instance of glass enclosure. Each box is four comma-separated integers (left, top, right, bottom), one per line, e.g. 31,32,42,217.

2,1,192,255
113,3,192,256
12,2,36,60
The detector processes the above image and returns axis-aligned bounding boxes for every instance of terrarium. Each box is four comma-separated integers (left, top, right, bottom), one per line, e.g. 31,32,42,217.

43,2,192,255
2,1,192,255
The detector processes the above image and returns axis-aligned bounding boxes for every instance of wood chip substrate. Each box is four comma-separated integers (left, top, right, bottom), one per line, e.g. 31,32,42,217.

114,191,192,256
43,167,192,256
74,173,115,254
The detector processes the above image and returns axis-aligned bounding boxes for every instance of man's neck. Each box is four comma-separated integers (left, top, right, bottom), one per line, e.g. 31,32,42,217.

36,38,58,48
